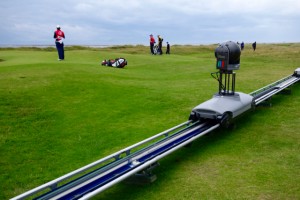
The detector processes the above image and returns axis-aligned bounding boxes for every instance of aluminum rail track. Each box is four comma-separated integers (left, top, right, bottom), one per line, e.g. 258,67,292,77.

12,70,299,200
250,73,300,105
12,120,220,200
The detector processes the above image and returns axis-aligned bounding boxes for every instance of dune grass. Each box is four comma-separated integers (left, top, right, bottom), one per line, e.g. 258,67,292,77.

0,43,299,199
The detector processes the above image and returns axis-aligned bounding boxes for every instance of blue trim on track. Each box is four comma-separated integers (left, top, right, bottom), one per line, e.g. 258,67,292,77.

36,122,216,200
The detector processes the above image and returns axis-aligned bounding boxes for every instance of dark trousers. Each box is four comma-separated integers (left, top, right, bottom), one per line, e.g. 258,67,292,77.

56,42,64,60
158,43,162,55
150,43,154,54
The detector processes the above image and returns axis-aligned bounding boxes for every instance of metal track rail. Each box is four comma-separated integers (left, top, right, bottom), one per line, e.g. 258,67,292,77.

12,120,219,200
250,73,300,105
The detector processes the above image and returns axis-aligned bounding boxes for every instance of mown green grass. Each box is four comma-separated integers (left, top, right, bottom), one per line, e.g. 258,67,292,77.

0,44,299,199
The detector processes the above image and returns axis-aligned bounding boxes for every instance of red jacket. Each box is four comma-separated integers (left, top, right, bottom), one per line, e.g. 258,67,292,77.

150,36,155,44
54,29,65,42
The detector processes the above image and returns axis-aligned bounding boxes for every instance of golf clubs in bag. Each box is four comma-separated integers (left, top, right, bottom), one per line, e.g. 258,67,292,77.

101,58,127,68
153,44,159,55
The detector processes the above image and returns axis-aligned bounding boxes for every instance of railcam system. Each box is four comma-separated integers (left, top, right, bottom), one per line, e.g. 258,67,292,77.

11,42,300,200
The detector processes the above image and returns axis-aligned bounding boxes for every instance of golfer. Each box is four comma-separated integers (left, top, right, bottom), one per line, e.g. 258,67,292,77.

149,34,155,55
157,35,163,55
252,41,257,51
166,42,170,54
54,25,65,60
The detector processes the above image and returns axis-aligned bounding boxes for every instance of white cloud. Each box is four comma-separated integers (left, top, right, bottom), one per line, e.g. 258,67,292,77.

0,0,299,45
74,3,94,12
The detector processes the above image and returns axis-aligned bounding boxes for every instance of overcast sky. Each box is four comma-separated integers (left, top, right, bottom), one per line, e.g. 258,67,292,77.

0,0,299,46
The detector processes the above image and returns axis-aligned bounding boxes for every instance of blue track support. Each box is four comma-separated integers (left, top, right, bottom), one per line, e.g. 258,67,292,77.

36,121,217,200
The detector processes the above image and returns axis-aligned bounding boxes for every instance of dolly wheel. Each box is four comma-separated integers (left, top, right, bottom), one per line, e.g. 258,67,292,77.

221,112,232,129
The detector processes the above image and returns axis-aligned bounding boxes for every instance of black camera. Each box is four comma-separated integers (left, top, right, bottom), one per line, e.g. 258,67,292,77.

215,41,241,71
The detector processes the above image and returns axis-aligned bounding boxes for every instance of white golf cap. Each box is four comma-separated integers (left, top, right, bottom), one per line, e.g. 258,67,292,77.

56,25,60,28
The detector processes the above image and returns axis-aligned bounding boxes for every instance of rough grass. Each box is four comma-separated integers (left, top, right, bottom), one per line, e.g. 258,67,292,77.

0,43,299,199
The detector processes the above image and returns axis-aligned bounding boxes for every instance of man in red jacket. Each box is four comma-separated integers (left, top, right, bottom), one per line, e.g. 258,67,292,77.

53,25,65,60
149,34,155,55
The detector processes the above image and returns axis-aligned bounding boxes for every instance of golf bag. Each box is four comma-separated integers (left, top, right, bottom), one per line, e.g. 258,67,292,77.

101,58,127,68
153,45,159,55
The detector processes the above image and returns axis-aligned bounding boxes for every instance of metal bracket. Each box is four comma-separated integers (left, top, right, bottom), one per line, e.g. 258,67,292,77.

125,162,160,185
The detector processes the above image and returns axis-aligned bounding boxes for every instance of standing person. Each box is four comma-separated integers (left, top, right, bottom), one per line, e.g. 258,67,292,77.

166,42,170,54
149,34,155,55
54,25,65,60
241,41,244,50
158,35,163,55
252,41,256,51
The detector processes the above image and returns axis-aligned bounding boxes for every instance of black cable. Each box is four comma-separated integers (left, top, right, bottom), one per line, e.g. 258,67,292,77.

211,71,225,91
